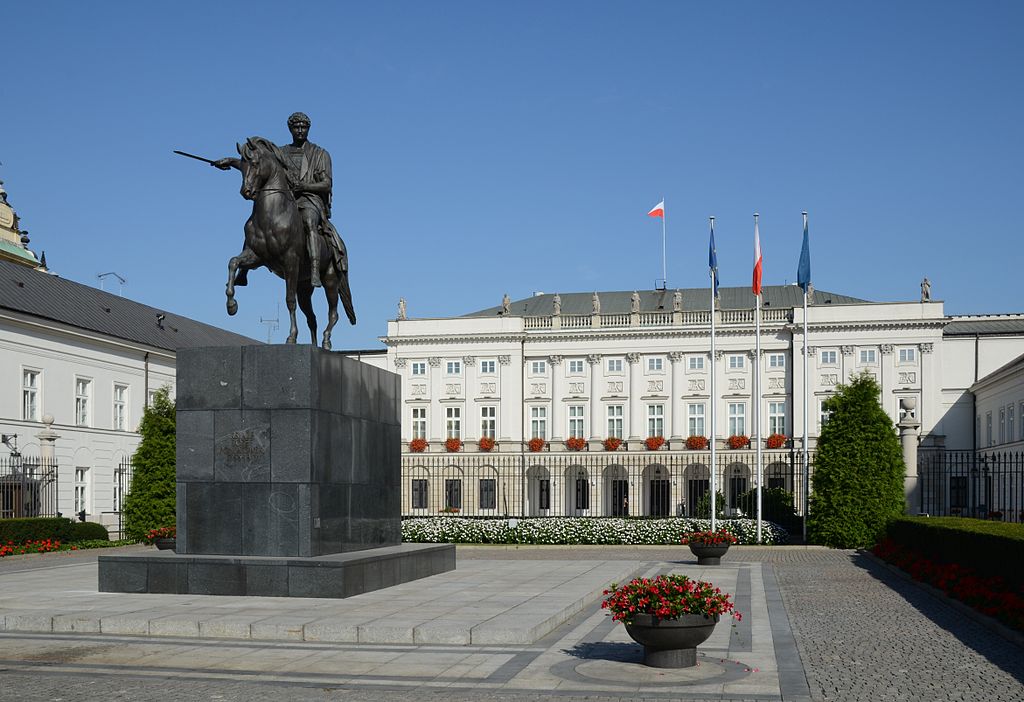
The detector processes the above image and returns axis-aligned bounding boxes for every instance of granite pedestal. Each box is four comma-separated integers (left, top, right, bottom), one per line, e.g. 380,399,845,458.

99,344,454,598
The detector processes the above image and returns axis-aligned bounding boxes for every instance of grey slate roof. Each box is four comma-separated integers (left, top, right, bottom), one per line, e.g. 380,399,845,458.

0,259,260,351
943,317,1024,336
463,285,869,318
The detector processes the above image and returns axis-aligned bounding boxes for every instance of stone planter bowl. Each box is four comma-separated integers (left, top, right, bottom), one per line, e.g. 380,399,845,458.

688,542,730,565
624,613,720,667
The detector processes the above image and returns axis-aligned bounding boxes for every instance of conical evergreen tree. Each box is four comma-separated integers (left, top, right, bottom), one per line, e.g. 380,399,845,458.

807,373,906,548
122,387,176,541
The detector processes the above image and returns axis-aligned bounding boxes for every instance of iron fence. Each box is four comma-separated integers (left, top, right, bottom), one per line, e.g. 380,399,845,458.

0,455,58,519
401,450,813,529
112,456,135,539
919,449,1024,522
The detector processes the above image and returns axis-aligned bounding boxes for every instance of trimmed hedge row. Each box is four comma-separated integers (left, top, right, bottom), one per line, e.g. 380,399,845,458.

0,518,110,544
885,517,1024,587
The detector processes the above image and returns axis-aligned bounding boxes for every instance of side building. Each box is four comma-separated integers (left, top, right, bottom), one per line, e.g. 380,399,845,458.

382,287,1024,520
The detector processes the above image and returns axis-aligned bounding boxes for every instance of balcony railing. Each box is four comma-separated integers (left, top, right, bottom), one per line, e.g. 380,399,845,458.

523,308,790,331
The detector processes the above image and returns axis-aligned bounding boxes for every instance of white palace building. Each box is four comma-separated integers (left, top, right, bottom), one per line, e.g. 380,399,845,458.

381,287,1024,520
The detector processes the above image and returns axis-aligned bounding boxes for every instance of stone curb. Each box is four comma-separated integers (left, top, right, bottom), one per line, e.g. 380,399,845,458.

859,549,1024,649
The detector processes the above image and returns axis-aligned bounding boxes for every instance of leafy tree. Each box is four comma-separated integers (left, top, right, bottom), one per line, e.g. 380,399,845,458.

807,373,905,548
695,490,726,520
122,387,176,541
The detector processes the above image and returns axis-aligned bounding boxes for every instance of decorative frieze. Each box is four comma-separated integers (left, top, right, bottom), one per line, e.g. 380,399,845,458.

586,354,602,366
840,345,854,356
898,372,917,384
688,379,706,392
820,373,839,387
410,384,427,396
728,378,746,391
625,353,641,365
479,382,496,394
608,381,623,394
768,377,784,390
445,383,462,395
428,357,441,367
548,355,563,365
462,356,476,367
394,358,408,369
530,383,547,395
498,355,512,366
647,380,664,392
568,382,585,394
668,351,685,363
880,344,894,355
918,343,934,354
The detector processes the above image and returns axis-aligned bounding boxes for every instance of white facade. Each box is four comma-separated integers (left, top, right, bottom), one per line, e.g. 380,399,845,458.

971,352,1024,452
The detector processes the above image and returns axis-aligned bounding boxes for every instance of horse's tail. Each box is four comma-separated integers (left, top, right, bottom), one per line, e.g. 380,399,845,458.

338,270,356,325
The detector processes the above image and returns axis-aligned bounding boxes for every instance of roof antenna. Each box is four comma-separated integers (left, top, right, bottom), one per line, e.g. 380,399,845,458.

260,304,280,344
97,272,126,296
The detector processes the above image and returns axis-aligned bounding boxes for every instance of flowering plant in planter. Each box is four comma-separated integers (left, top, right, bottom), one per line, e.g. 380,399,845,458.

528,437,546,452
445,437,462,452
409,438,427,453
765,433,787,449
603,437,623,451
478,437,495,452
681,529,739,546
727,434,750,450
686,435,709,450
144,525,176,545
566,437,587,451
438,506,460,514
644,436,665,451
602,574,742,624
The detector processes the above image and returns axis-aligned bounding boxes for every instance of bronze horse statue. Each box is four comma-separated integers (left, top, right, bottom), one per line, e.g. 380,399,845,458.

225,137,356,349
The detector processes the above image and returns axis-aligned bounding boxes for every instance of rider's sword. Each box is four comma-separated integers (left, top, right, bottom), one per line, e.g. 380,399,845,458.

173,150,217,165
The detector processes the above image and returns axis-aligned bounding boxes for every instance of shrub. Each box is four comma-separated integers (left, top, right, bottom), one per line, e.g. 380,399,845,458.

69,522,109,542
122,387,177,542
686,435,709,450
808,373,905,548
694,491,726,520
0,517,74,544
736,487,799,532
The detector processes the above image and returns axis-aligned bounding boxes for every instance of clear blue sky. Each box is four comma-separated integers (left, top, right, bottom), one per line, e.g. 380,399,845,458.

3,2,1021,348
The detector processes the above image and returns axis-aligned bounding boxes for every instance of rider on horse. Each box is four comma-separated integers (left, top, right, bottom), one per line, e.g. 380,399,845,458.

214,112,346,288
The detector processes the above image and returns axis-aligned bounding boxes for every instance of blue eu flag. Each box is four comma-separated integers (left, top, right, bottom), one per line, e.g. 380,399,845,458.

797,214,811,294
708,220,719,298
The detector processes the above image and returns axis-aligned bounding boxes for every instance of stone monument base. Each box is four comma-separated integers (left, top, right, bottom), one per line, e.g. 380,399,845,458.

98,543,454,598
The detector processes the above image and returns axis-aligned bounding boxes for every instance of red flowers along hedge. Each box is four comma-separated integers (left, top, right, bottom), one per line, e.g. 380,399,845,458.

0,539,70,557
873,538,1024,631
602,574,742,624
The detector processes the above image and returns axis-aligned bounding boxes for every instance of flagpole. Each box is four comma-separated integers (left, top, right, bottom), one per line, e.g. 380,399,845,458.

801,211,810,543
709,216,717,532
754,213,763,545
662,195,667,286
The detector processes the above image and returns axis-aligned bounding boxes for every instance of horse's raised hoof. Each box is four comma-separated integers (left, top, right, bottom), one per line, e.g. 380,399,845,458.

226,299,238,316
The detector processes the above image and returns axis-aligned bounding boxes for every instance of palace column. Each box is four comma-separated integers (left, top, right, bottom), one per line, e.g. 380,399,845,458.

462,356,476,445
428,357,442,442
497,354,516,449
587,354,603,449
668,352,685,444
626,353,642,442
549,355,564,442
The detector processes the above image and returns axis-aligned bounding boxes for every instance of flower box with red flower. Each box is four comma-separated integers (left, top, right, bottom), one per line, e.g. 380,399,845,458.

685,435,709,450
528,437,546,452
601,574,742,668
409,438,427,453
144,525,177,550
565,437,587,451
438,506,460,514
478,437,495,452
603,437,623,451
727,434,750,450
444,437,462,453
644,436,665,451
765,433,787,449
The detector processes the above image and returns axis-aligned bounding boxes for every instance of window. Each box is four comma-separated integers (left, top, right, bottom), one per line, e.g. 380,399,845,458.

986,412,992,447
607,358,623,373
860,349,877,364
998,408,1006,444
147,389,158,407
22,369,40,422
479,359,495,374
647,357,663,372
569,359,585,374
446,407,461,439
568,405,585,439
819,399,833,429
444,479,462,510
647,404,664,437
113,384,129,431
480,406,496,439
688,355,704,371
898,347,916,364
530,406,547,440
412,407,427,439
411,361,427,376
1008,404,1015,444
769,401,786,436
575,473,590,511
479,479,497,510
819,350,837,365
728,355,745,370
411,479,428,509
530,360,547,375
75,378,92,427
687,403,705,437
607,405,623,439
728,403,746,437
768,354,785,369
74,467,89,515
446,360,461,375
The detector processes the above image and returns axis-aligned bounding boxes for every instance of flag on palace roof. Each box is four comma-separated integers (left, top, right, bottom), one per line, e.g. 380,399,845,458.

753,216,763,296
709,220,719,298
797,214,811,293
647,200,665,218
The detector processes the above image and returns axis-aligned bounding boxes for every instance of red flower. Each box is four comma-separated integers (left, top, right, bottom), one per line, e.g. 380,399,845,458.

686,435,709,450
444,437,462,452
644,436,665,451
603,437,623,451
727,435,750,450
566,437,587,451
765,433,787,449
528,437,546,452
409,438,427,453
478,437,495,452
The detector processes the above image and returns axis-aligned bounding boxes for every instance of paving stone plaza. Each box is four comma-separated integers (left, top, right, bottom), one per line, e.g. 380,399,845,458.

0,545,1021,701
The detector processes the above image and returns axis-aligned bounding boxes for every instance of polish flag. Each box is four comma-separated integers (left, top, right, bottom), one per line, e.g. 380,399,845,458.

647,200,665,218
752,217,763,296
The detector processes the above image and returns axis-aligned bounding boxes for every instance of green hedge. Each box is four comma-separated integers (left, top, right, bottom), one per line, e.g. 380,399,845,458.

885,517,1024,587
69,522,110,542
0,517,75,544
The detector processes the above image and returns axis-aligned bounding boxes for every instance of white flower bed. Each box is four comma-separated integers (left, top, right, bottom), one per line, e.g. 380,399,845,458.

401,517,788,545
